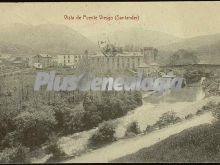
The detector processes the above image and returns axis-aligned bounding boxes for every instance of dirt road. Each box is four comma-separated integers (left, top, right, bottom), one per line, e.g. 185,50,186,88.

64,112,214,163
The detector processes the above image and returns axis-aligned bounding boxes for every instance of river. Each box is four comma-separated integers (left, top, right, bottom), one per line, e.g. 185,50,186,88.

114,86,206,137
58,86,209,154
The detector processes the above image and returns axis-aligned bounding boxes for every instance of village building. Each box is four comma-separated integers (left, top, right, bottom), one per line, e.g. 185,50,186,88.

57,54,89,68
32,54,52,68
89,47,159,73
11,57,29,68
89,51,143,72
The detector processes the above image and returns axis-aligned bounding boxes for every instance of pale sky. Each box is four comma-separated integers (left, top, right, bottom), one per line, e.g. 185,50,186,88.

0,2,220,38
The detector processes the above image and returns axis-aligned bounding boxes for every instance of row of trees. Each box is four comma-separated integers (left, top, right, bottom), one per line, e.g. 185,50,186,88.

57,91,142,135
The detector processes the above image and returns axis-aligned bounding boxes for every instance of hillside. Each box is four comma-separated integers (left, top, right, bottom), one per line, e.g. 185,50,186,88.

113,123,220,163
1,24,219,64
159,34,220,64
0,24,98,56
88,27,181,48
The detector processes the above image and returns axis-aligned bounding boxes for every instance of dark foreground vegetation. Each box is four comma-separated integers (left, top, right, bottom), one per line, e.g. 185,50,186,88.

0,75,142,163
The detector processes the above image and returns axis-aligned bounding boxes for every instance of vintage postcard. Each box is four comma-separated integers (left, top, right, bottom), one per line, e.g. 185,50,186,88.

0,2,219,163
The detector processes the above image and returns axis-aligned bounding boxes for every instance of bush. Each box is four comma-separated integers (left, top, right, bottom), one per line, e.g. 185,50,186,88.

155,111,181,129
174,117,183,123
212,102,220,121
145,125,156,134
185,113,194,120
88,121,116,148
125,121,141,137
202,101,217,111
196,109,204,116
45,135,66,163
0,144,30,163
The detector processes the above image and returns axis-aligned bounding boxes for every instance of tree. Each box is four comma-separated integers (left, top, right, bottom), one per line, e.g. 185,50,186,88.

82,110,102,129
83,93,94,111
14,108,57,148
88,121,116,148
108,98,127,119
0,110,16,143
54,105,86,135
169,49,199,66
132,91,143,106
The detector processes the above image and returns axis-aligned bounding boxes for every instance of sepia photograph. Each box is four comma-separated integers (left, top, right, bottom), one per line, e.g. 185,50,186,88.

0,1,219,163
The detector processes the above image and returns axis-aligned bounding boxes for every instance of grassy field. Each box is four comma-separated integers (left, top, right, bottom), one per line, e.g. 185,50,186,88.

112,122,220,163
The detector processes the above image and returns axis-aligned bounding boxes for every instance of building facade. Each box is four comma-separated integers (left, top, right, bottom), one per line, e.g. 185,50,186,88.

89,52,143,71
57,54,89,68
32,54,52,68
88,48,159,72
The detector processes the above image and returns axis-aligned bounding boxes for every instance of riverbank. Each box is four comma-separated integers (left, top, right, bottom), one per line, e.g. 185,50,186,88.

64,112,214,163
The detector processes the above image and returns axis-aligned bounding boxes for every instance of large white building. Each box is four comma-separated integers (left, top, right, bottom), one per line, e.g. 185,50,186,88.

89,52,143,71
88,47,159,73
57,54,89,67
